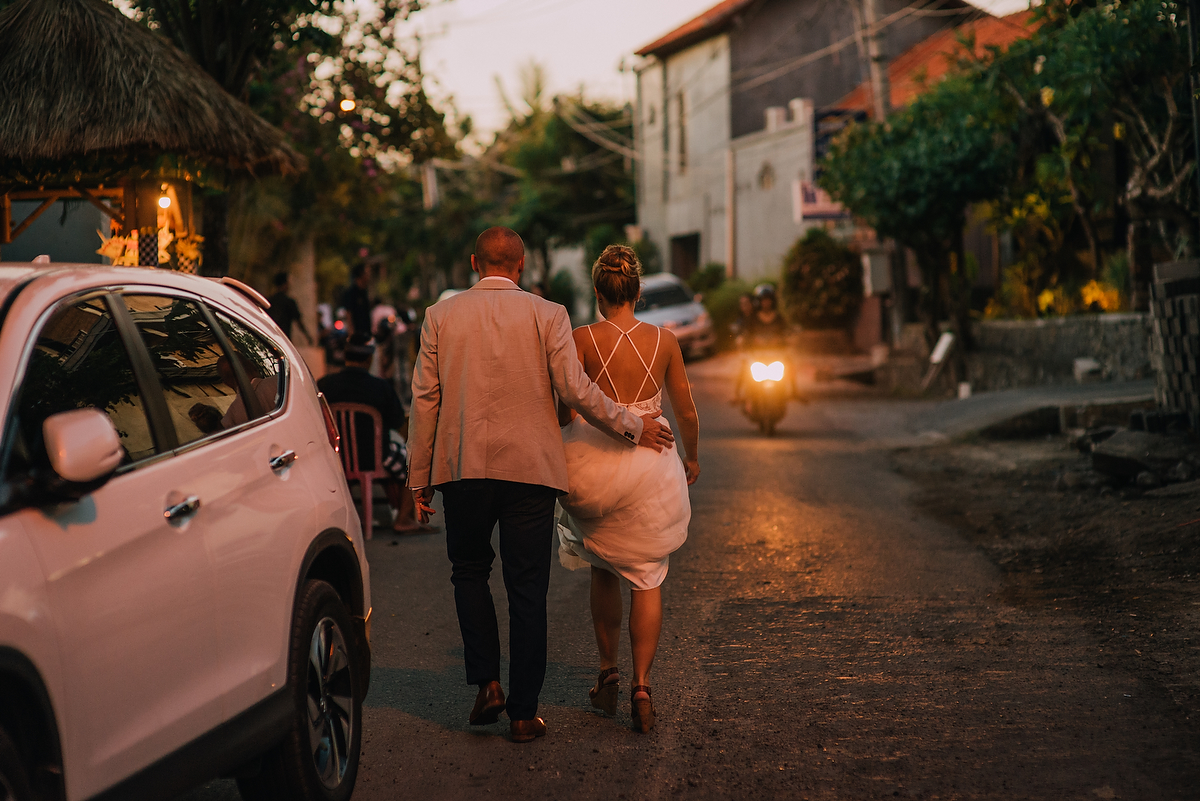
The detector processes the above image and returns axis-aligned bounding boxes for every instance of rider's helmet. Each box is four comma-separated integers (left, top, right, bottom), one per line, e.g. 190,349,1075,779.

753,283,777,309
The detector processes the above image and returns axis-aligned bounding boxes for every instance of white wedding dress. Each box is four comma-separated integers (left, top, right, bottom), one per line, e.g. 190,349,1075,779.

557,321,690,590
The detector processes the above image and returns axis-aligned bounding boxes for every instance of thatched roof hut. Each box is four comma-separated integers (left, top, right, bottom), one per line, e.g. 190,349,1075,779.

0,0,305,184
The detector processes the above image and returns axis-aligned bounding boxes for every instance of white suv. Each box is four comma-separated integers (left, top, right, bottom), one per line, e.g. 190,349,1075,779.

0,265,371,801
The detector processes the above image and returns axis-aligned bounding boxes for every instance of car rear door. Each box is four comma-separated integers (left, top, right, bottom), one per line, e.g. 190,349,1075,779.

4,292,222,801
118,292,321,718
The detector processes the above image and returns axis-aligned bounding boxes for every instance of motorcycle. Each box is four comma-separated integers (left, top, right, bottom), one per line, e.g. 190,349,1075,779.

741,351,790,435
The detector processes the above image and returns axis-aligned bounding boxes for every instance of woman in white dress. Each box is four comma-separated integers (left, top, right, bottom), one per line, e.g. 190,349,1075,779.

557,244,700,733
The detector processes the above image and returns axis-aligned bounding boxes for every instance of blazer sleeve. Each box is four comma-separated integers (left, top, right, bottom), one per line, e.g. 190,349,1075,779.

545,306,643,446
406,311,441,487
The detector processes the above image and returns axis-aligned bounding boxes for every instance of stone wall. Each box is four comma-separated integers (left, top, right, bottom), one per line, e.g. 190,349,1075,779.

966,314,1152,392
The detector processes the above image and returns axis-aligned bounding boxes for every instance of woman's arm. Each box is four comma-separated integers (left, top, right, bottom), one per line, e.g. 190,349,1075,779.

557,327,592,427
662,331,700,485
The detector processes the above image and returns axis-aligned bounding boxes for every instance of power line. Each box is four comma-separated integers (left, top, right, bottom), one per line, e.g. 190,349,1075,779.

680,1,988,123
556,99,640,160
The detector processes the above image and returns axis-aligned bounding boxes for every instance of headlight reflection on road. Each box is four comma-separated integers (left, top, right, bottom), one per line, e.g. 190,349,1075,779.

751,361,785,382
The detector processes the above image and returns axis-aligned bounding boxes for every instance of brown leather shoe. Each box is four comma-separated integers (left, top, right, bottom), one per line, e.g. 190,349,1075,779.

469,681,506,726
510,717,547,743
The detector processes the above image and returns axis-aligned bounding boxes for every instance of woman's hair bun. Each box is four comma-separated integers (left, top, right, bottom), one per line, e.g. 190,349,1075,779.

592,244,642,306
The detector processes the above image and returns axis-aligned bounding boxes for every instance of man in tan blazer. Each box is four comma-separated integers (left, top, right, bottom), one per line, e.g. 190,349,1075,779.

408,227,674,743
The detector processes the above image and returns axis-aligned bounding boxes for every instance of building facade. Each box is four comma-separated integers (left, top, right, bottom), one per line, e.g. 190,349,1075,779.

633,0,974,283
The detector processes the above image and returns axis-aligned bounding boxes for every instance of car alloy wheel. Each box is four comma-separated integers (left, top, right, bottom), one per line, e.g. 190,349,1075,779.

307,616,354,789
236,579,362,801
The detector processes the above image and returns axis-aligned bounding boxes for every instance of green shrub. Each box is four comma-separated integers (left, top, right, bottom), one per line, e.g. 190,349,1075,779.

779,229,862,329
548,269,578,320
688,263,726,294
703,279,753,351
632,237,663,274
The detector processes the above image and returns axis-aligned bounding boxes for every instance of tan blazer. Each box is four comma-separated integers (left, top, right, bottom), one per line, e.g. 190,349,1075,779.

407,276,643,492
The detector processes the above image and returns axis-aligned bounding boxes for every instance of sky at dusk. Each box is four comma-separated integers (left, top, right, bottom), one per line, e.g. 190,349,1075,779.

405,0,1034,140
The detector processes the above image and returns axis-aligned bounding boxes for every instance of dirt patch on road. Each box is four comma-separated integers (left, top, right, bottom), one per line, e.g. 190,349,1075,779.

893,437,1200,722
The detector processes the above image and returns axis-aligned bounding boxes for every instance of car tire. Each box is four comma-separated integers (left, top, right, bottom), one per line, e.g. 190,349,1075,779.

237,580,363,801
0,727,34,801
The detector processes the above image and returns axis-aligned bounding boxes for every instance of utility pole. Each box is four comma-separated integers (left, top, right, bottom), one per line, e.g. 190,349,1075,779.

861,0,891,122
860,0,906,346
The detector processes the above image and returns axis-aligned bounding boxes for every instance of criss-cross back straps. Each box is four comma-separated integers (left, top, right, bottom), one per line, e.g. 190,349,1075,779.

586,320,662,404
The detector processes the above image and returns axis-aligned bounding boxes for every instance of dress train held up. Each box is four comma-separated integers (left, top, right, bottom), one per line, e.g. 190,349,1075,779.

558,322,690,590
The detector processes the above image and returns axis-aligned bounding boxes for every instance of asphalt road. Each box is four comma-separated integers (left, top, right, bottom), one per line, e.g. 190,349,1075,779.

184,373,1199,800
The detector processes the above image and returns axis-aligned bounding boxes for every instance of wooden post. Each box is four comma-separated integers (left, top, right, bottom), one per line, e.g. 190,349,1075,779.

1,193,10,245
133,180,160,267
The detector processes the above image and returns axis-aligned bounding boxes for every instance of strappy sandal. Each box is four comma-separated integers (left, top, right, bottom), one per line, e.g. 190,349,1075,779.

631,685,655,733
589,666,620,716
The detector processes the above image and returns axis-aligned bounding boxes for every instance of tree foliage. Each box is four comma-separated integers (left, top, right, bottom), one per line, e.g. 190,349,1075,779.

819,73,1015,342
991,0,1194,272
779,229,864,330
118,0,458,293
821,0,1195,336
483,63,636,291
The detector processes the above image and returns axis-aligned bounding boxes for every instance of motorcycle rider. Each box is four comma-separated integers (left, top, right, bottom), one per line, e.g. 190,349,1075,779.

734,284,800,404
734,285,794,400
745,284,788,348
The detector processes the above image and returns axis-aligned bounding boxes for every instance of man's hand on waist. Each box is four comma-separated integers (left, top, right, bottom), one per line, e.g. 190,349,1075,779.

637,415,674,452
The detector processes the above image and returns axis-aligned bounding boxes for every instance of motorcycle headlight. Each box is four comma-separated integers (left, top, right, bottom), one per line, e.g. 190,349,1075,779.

751,361,785,382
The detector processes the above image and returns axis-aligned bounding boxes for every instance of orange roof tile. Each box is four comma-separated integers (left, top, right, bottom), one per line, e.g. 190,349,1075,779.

634,0,758,59
835,11,1039,115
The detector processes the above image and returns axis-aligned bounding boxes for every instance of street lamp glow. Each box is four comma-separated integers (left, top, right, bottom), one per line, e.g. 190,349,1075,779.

158,196,171,209
339,98,356,112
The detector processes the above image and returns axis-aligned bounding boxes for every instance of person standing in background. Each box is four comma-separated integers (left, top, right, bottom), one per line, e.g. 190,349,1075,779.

340,263,373,337
266,273,313,344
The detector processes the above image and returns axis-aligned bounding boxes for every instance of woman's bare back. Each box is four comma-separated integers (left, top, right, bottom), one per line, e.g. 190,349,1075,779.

577,320,670,405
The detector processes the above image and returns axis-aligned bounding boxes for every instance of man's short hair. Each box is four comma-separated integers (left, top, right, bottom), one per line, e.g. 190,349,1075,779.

350,263,368,281
272,272,289,288
475,227,524,274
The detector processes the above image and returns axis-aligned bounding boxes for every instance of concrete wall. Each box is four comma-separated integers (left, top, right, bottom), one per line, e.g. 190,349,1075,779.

636,59,667,269
966,314,1153,392
636,35,731,275
636,34,823,284
727,0,974,139
730,100,815,281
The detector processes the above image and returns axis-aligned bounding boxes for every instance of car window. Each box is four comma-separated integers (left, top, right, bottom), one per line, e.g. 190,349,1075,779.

638,284,694,310
121,294,256,447
6,296,155,483
212,310,285,420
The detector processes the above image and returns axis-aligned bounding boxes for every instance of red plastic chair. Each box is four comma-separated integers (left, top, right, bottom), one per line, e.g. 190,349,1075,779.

330,402,386,539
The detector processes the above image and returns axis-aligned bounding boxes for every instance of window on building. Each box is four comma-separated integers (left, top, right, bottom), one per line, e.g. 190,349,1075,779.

758,162,776,191
677,91,687,174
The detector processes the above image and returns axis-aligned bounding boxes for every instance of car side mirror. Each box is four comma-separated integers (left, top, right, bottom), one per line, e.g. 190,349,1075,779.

43,409,123,485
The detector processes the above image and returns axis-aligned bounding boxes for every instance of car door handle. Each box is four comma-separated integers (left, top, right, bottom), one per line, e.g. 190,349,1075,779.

270,450,298,471
164,496,201,521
